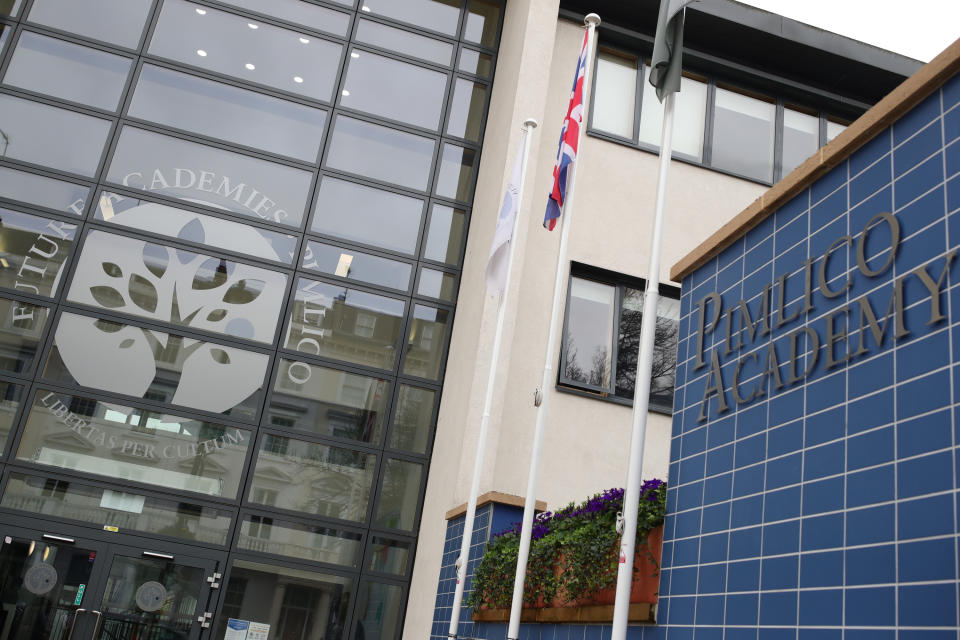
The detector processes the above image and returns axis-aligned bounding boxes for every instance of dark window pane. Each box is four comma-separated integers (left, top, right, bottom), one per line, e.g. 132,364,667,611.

0,297,47,374
402,304,450,381
422,204,466,265
326,116,435,191
312,177,424,255
355,581,404,640
248,435,376,521
782,107,819,177
128,64,327,162
107,126,313,227
150,0,342,102
0,167,89,215
0,208,77,298
446,78,488,142
215,0,350,37
389,385,434,454
562,277,614,389
711,87,775,182
360,0,460,36
4,31,132,110
464,0,500,48
302,241,412,291
96,192,298,265
28,0,152,48
355,19,453,66
67,230,287,343
341,50,447,130
0,380,24,453
435,144,476,201
417,267,456,302
2,472,232,544
368,537,411,576
457,48,493,78
614,290,680,410
17,389,252,497
269,358,390,446
215,560,351,640
374,458,423,531
237,514,362,566
0,94,110,176
285,278,406,371
43,312,267,421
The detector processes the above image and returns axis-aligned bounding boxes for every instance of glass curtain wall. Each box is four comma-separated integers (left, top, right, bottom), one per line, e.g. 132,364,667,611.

0,1,502,638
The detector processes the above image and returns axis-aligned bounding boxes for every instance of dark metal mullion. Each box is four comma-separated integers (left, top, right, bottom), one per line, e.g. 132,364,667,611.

633,54,644,143
773,99,785,183
702,80,716,167
200,0,354,44
609,282,624,397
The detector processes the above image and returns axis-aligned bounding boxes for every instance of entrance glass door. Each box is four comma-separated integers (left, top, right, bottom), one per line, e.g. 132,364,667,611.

0,525,218,640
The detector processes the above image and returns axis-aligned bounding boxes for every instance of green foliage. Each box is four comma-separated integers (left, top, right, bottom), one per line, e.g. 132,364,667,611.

467,482,666,609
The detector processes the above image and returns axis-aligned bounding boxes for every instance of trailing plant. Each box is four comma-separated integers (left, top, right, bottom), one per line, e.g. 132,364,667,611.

468,481,666,609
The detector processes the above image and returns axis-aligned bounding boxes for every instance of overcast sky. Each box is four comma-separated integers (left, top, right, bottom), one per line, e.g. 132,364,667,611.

733,0,959,62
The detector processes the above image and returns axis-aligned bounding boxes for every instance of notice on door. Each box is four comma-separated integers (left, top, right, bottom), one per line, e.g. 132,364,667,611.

225,619,270,640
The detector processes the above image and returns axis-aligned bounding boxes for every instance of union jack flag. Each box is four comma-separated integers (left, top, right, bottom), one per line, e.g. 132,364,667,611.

544,30,589,231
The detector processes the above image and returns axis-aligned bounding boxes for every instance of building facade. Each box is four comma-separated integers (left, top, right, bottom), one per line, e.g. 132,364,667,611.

0,0,925,639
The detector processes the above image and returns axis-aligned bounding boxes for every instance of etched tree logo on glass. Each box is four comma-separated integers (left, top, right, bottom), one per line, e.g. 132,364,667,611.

59,215,286,414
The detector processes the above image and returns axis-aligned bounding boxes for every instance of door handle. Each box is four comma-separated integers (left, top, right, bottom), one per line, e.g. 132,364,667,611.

89,610,104,638
65,609,87,640
42,534,75,544
143,551,175,560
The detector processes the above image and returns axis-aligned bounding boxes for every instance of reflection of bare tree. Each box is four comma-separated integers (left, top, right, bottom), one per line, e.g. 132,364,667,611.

563,335,584,382
589,346,609,387
616,311,679,401
0,127,9,156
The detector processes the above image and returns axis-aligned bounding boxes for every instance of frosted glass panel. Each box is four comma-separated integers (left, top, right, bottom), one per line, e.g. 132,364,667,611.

592,52,636,139
638,67,707,160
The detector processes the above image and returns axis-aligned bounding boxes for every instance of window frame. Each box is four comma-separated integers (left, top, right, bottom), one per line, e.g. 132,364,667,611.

587,44,855,186
557,263,680,415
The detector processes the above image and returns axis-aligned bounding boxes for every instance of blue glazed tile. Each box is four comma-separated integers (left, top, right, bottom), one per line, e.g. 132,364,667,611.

946,75,960,111
731,494,763,528
698,562,726,594
798,629,842,640
850,183,893,233
894,153,943,209
677,482,704,512
898,409,951,459
899,631,960,640
847,389,893,435
707,415,735,449
775,210,808,255
899,537,956,582
735,434,766,468
703,472,732,505
764,485,801,522
761,554,798,590
803,441,843,481
851,129,892,176
850,153,892,205
699,531,729,563
847,426,894,470
718,237,746,273
716,259,743,295
675,509,702,538
894,119,943,175
668,595,695,625
743,235,774,277
695,595,725,625
758,590,797,625
770,387,803,426
897,369,950,419
899,493,954,539
846,632,894,640
693,627,722,640
847,352,893,399
897,450,953,499
671,567,698,595
846,543,896,585
701,502,731,534
894,91,942,145
802,476,843,515
809,215,847,262
742,261,773,304
894,219,947,277
762,519,799,555
798,589,842,626
800,512,843,551
949,139,960,180
768,419,803,458
776,190,810,229
729,526,762,560
845,504,895,545
895,184,944,238
846,464,894,508
673,537,699,566
691,259,718,290
812,163,847,204
725,593,759,626
746,214,776,247
667,628,694,640
804,371,845,414
899,583,958,627
724,630,757,640
810,185,847,229
805,406,846,444
679,453,706,484
766,452,802,489
727,558,760,591
799,549,843,587
733,464,764,498
845,586,896,626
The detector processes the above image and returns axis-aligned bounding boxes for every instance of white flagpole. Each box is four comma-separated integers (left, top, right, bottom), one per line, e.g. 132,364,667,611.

447,118,539,639
609,89,677,640
506,14,600,640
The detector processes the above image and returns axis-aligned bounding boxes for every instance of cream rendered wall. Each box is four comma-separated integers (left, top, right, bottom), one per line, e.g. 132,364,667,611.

403,10,766,638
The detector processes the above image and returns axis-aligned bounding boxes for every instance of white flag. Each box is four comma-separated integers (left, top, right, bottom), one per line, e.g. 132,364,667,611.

485,145,524,295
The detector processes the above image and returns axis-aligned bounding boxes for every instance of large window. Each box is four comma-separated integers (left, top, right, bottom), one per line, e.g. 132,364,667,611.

590,48,853,184
559,265,680,413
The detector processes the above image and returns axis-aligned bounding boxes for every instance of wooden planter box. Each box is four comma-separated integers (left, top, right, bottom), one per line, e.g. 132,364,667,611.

472,525,662,624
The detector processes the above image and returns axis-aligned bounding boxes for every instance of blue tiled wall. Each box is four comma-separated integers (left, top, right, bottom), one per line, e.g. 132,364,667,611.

656,71,960,638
